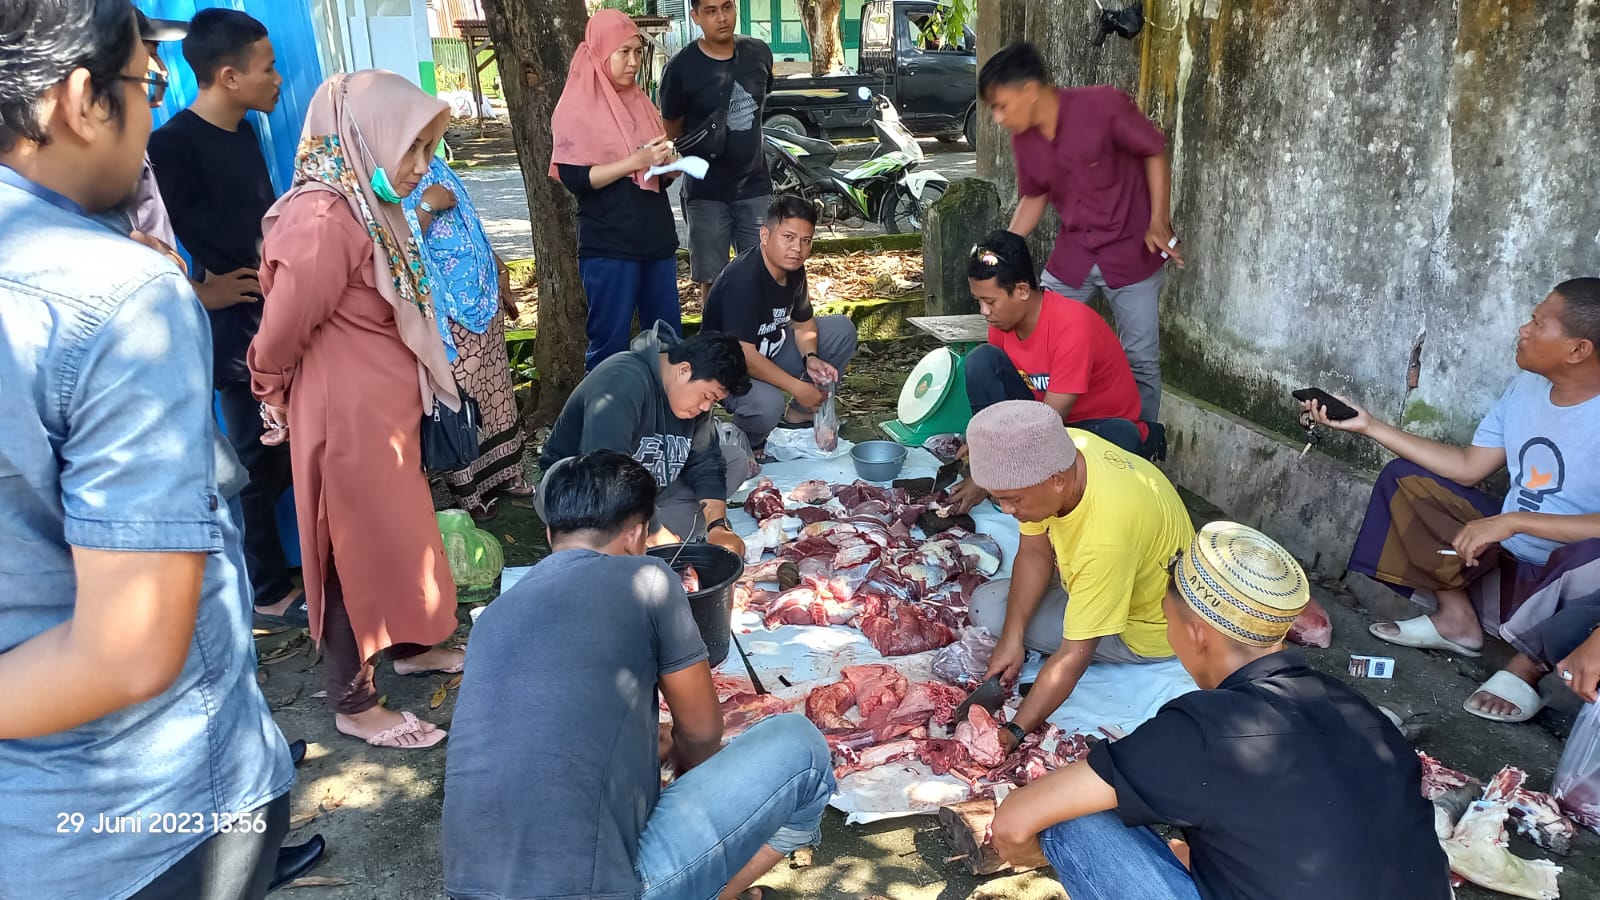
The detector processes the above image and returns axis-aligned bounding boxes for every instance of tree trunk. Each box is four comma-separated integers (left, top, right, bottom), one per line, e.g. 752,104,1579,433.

798,0,845,76
479,0,588,426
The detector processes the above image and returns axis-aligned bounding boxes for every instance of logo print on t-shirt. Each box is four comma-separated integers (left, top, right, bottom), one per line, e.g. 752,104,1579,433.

1024,372,1049,392
728,82,758,132
634,434,693,486
1514,437,1565,512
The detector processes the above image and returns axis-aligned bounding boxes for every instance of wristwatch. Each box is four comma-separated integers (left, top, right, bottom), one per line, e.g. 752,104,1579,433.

1001,722,1027,746
417,199,440,217
803,351,822,364
706,517,732,534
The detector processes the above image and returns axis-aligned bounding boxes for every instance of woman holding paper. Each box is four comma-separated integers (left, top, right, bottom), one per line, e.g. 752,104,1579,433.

552,8,684,369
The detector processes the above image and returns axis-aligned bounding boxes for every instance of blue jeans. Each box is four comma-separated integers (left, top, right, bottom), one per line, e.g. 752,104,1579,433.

580,256,682,370
636,714,835,900
1038,811,1200,900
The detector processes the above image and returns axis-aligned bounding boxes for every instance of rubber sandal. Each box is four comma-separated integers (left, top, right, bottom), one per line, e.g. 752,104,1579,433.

337,711,447,749
1369,616,1482,658
469,500,498,524
1464,669,1547,724
394,653,466,677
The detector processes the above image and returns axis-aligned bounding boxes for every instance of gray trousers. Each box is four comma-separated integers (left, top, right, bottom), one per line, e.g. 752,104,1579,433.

970,578,1171,665
685,195,770,284
721,316,859,447
1041,264,1166,424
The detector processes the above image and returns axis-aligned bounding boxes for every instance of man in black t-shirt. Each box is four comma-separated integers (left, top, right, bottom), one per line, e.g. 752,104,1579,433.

703,195,857,453
147,9,301,625
989,522,1451,900
660,0,774,297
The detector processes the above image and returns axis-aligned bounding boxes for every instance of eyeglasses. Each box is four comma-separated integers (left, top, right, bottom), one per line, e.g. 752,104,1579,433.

119,73,168,106
969,244,1004,267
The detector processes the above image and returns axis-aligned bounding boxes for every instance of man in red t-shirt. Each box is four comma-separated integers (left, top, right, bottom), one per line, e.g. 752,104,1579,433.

965,230,1146,448
980,42,1182,426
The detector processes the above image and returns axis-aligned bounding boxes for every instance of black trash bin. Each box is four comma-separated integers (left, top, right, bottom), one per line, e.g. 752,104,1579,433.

647,542,744,668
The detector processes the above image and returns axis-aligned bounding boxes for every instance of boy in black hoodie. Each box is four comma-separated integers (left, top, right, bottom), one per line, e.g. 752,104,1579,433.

540,324,752,555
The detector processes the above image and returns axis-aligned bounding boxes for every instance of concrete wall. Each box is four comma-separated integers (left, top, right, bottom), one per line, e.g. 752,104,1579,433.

978,0,1600,466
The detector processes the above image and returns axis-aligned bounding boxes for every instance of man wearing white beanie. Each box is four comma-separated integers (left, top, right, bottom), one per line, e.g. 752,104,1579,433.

966,400,1194,750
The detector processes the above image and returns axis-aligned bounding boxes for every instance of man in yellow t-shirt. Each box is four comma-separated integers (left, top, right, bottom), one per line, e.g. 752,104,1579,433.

966,400,1194,752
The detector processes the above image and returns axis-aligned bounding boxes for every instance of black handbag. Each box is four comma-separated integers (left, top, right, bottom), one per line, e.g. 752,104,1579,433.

420,386,482,473
674,42,741,160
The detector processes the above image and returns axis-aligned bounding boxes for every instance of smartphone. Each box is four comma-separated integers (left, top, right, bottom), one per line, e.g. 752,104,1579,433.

1292,388,1359,421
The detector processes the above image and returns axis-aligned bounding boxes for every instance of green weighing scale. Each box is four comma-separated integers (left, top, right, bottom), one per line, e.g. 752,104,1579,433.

880,346,975,446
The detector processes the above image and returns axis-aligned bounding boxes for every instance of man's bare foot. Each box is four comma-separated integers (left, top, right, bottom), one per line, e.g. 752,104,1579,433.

1467,654,1543,718
335,706,445,748
1370,609,1483,651
393,646,465,676
254,587,304,618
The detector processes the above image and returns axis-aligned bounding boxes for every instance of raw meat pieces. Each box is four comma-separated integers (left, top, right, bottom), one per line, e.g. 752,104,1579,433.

743,479,785,519
1443,800,1562,900
787,480,834,504
921,433,965,462
805,681,857,732
1483,766,1577,855
679,565,701,594
1286,596,1332,648
835,738,920,778
843,664,908,717
721,692,792,740
954,706,1006,766
860,606,957,657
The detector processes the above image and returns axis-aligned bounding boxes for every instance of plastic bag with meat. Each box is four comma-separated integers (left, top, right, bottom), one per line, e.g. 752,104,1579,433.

922,433,966,463
1286,595,1332,648
932,626,1000,689
814,380,840,452
1555,700,1600,833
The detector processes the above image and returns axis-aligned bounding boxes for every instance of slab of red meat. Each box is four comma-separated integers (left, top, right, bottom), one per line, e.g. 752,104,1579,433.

1484,766,1577,854
954,705,1006,766
721,692,793,740
779,536,840,563
832,542,882,570
1286,596,1332,648
787,480,834,504
1418,752,1481,800
805,680,857,731
743,479,785,519
915,738,970,775
834,738,920,778
791,505,833,526
842,664,908,717
743,558,800,589
860,605,957,657
763,588,820,628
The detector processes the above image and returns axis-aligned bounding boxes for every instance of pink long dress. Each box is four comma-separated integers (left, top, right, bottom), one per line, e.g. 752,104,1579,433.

250,189,457,661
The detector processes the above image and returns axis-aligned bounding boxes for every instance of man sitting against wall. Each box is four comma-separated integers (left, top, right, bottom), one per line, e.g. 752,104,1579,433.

1305,278,1600,724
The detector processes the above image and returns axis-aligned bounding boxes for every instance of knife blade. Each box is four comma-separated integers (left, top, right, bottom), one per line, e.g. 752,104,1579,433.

951,674,1005,724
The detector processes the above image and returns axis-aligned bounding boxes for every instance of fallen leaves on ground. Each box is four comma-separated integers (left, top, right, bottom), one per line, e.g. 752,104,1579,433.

505,250,924,329
430,682,449,709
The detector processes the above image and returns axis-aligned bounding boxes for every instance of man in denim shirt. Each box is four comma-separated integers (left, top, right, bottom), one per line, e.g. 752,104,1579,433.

0,4,293,898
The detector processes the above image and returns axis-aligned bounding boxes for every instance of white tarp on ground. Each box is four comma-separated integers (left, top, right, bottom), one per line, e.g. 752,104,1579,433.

725,452,1198,823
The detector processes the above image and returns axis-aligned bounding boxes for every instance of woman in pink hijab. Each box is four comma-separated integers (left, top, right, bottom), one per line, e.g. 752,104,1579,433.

250,71,463,750
552,9,682,369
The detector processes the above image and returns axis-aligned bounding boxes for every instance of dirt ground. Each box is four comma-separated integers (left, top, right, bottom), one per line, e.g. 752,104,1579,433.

260,342,1600,898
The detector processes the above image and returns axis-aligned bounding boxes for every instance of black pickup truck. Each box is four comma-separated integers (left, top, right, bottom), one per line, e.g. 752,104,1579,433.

762,0,978,147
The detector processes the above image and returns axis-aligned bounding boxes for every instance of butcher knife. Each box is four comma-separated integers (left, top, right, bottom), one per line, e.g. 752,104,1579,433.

952,674,1005,724
730,630,769,695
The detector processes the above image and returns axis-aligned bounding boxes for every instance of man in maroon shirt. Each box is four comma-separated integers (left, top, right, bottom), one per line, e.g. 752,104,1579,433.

980,42,1182,425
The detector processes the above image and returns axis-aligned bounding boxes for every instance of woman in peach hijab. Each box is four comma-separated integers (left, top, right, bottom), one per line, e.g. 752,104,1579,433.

552,8,682,369
250,71,462,749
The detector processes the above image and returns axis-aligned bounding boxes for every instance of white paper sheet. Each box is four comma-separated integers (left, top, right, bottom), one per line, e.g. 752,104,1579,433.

646,154,710,180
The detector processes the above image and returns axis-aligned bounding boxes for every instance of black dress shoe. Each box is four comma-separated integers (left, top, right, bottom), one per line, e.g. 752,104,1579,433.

288,739,307,767
268,834,326,892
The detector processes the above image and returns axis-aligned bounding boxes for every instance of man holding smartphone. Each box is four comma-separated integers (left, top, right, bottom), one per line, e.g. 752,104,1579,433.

980,42,1182,426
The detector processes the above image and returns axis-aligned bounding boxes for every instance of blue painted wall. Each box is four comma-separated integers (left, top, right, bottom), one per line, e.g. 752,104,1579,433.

136,0,326,192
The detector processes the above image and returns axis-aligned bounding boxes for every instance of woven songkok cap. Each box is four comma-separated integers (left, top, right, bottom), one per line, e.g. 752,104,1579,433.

1175,522,1309,648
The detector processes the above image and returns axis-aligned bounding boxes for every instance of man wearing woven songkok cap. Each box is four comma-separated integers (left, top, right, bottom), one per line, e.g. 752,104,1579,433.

966,400,1194,746
990,522,1451,900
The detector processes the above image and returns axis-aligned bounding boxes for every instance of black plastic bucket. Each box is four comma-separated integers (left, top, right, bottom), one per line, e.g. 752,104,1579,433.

647,543,744,668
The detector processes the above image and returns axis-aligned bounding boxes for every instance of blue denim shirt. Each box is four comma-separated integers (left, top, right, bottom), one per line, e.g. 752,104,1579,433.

0,172,293,898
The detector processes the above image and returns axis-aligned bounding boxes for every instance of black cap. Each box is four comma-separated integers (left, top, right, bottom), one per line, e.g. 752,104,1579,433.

135,8,189,43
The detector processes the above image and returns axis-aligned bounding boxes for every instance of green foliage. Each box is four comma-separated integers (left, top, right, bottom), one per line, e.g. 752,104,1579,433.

507,337,539,389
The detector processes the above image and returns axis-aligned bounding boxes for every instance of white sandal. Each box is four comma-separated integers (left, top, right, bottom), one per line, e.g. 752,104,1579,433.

1369,615,1482,658
1464,670,1546,724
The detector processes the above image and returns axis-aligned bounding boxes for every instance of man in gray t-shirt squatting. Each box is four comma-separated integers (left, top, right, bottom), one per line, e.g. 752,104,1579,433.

443,450,835,900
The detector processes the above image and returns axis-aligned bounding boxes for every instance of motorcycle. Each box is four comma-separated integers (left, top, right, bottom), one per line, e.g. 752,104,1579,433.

763,88,949,234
